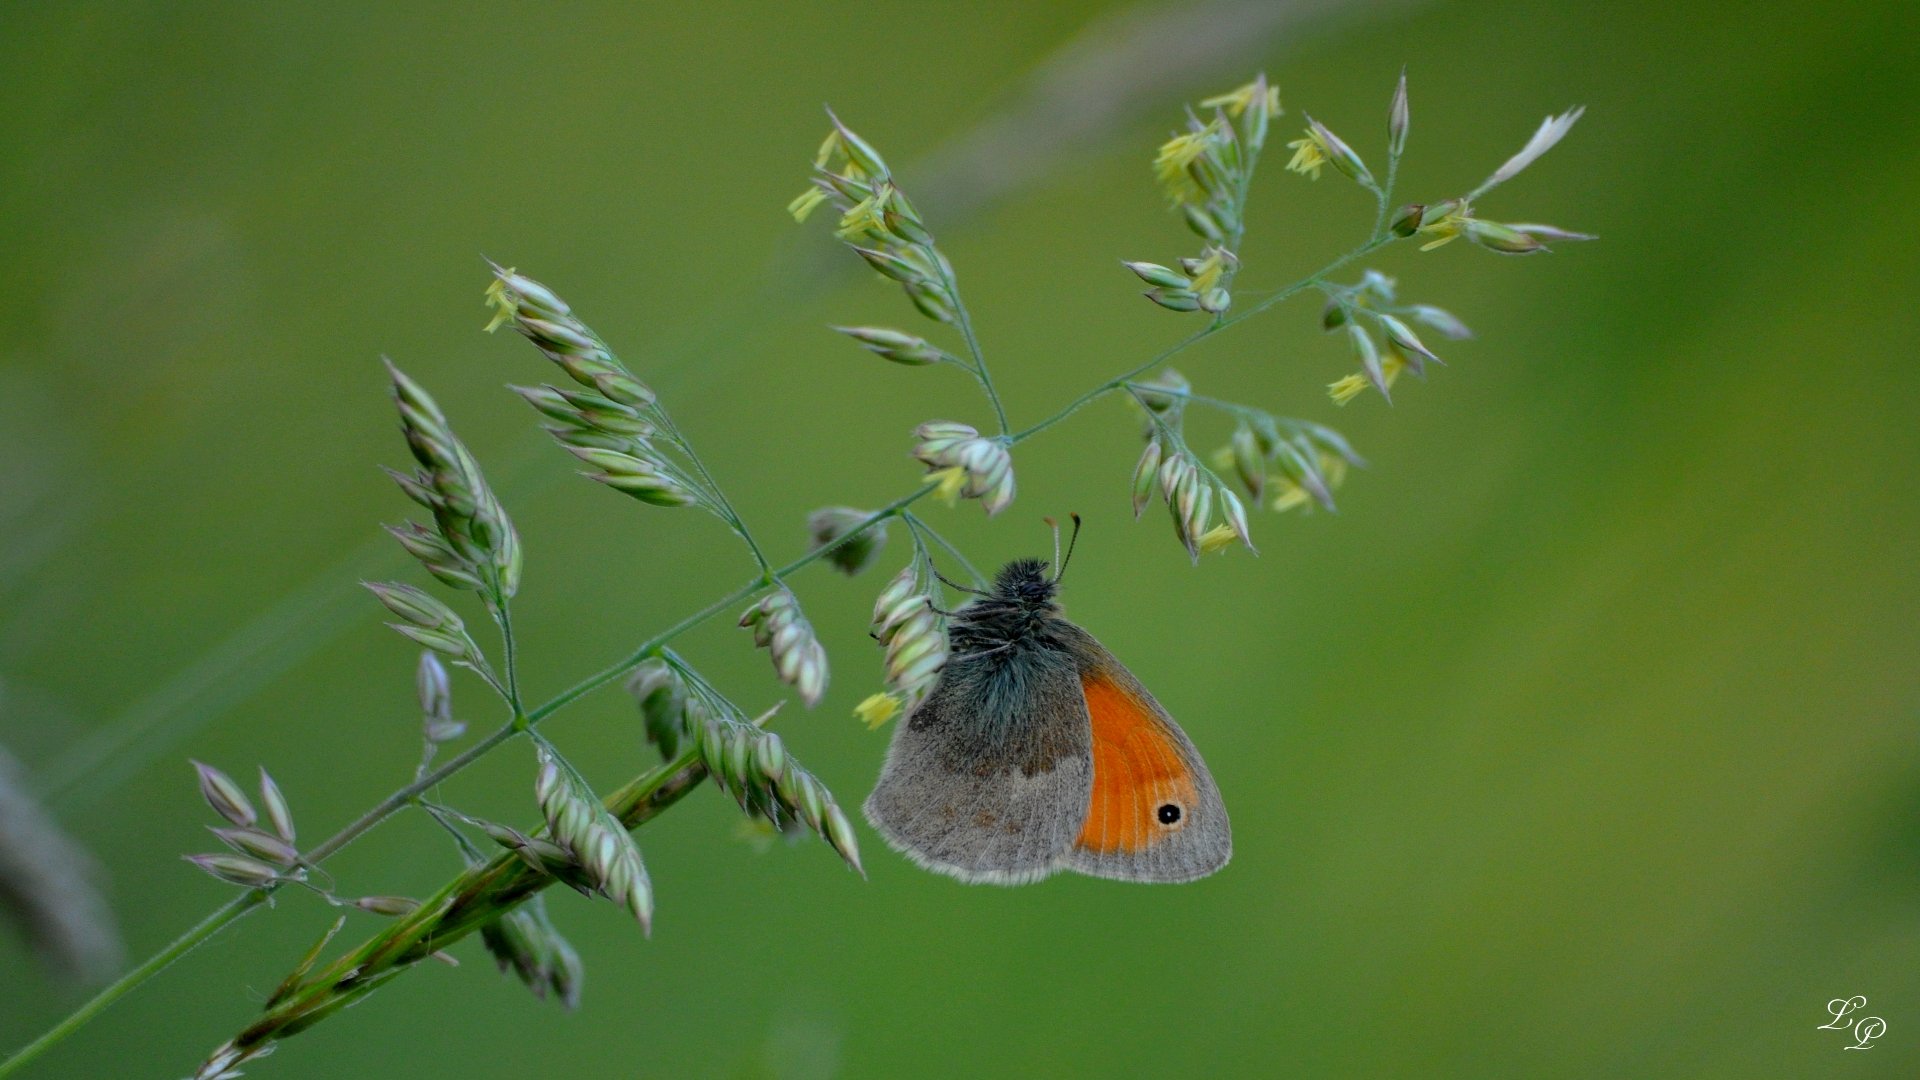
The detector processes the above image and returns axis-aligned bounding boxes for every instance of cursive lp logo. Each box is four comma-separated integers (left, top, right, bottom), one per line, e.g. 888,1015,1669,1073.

1818,996,1886,1050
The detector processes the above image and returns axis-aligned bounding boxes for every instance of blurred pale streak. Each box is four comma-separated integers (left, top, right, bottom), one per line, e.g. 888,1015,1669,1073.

0,737,120,985
915,0,1428,223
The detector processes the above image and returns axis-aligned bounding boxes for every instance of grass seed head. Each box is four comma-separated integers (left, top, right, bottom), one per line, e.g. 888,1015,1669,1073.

739,589,829,706
807,506,889,576
184,852,280,889
192,761,256,829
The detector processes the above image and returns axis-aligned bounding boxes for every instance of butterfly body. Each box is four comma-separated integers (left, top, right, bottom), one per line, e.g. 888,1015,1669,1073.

864,557,1231,884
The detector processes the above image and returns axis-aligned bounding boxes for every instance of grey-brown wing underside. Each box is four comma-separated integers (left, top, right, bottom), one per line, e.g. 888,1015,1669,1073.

862,648,1091,885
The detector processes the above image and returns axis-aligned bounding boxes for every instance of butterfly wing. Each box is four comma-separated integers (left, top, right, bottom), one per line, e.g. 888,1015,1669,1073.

862,648,1093,885
1060,626,1231,883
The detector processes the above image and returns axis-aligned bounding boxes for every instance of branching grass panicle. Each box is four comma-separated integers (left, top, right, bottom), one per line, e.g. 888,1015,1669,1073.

0,71,1590,1080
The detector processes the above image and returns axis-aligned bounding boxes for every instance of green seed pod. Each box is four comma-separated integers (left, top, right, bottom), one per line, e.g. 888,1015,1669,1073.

1463,218,1548,254
415,652,451,723
832,325,942,366
826,113,892,179
383,523,485,591
210,826,298,868
807,507,888,576
563,445,651,476
1305,115,1373,185
1131,438,1163,519
1275,439,1336,512
1218,485,1255,554
724,728,754,792
592,470,697,507
776,768,823,827
912,420,978,454
383,467,440,511
870,566,920,638
1230,426,1265,501
546,924,584,1010
518,316,599,358
478,906,552,997
625,658,690,759
1183,204,1225,243
192,761,256,829
823,804,863,875
362,582,461,631
1176,473,1213,558
510,384,578,425
1377,313,1440,375
1388,69,1410,158
184,852,279,888
1509,222,1596,244
1145,287,1201,312
1122,261,1192,289
852,246,922,284
549,349,617,388
574,407,654,439
882,200,932,247
905,281,958,324
1407,304,1472,340
388,622,473,662
1348,325,1388,401
698,720,727,782
493,270,572,322
754,732,787,784
590,370,655,409
1158,451,1195,503
256,768,296,845
545,425,630,452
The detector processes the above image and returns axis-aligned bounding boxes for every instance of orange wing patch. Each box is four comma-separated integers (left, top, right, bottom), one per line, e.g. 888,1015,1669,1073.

1075,672,1198,854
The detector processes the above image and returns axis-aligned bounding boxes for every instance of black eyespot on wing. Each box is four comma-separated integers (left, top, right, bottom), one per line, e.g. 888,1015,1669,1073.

1157,803,1181,826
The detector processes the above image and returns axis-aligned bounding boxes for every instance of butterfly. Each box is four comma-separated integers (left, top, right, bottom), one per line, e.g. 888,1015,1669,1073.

864,516,1230,884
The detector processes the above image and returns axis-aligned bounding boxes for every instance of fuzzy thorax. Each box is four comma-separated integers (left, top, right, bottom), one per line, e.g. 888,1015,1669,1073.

947,558,1062,656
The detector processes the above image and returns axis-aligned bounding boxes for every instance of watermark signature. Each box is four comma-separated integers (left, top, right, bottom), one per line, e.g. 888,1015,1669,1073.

1818,996,1886,1050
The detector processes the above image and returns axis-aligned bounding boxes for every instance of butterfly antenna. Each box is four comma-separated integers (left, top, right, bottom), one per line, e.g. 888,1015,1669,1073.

930,565,991,597
1053,513,1083,583
1044,516,1061,577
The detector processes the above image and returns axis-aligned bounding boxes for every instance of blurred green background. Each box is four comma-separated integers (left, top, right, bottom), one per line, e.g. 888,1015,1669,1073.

3,0,1916,1076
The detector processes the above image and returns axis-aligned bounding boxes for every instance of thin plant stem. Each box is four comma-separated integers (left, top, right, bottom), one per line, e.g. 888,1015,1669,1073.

1119,382,1259,420
1368,156,1401,242
939,264,1011,436
1012,325,1213,442
527,484,933,723
466,661,512,707
495,599,523,722
655,411,774,577
578,323,775,580
901,513,988,588
1127,388,1194,454
1015,237,1393,441
0,893,266,1079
